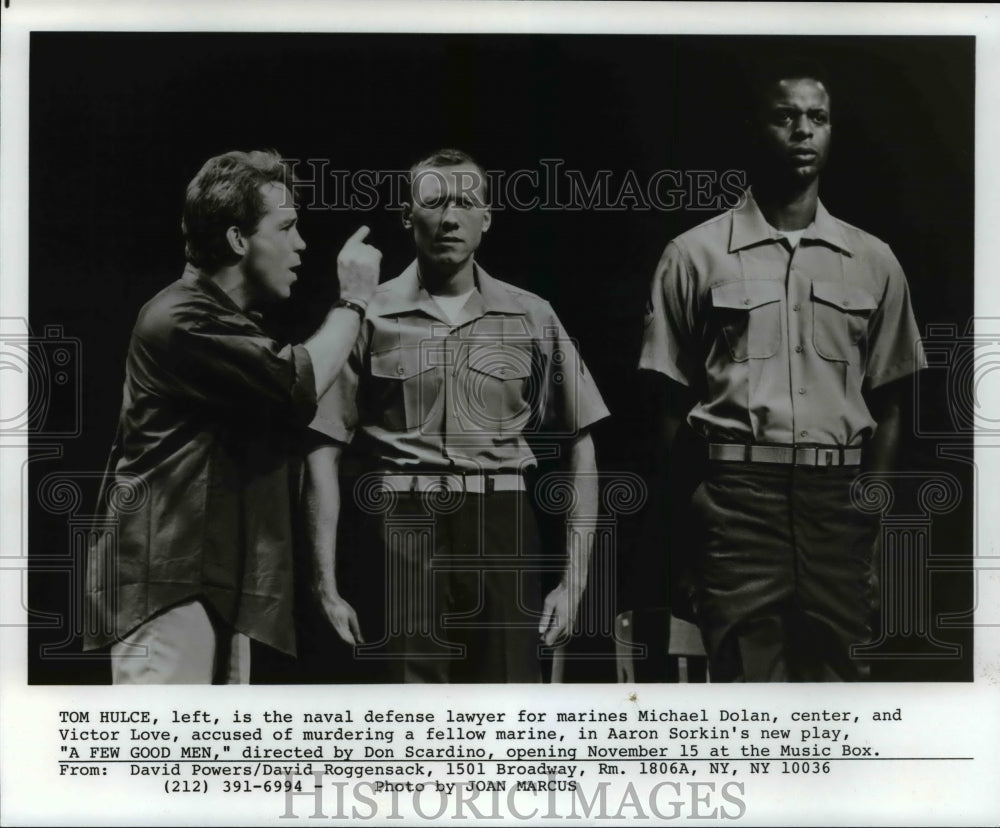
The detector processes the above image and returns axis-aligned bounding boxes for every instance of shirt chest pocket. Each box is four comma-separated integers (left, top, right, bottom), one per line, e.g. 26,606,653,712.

462,343,533,431
711,280,784,362
812,281,878,363
369,347,442,431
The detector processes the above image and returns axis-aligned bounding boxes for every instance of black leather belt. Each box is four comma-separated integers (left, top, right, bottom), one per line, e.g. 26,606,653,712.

708,443,863,467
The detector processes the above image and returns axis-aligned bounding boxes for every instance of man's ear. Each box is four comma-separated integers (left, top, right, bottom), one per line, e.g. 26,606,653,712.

401,202,413,230
481,206,492,233
226,226,249,257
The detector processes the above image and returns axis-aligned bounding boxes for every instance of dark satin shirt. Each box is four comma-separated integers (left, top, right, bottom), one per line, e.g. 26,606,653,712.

84,265,316,655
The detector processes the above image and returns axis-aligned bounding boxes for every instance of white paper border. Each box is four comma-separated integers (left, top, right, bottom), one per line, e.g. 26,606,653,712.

2,2,999,826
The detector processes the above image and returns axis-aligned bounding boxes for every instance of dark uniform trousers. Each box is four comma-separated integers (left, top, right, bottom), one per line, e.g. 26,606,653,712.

689,461,880,682
355,490,545,683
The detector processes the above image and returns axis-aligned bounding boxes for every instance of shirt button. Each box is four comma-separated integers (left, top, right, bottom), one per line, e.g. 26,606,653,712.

396,365,405,376
800,430,808,438
798,387,806,395
743,298,751,305
792,303,801,312
794,345,804,353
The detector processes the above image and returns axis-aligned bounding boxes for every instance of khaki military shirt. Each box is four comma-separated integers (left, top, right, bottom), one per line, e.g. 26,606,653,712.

312,261,609,469
639,193,926,446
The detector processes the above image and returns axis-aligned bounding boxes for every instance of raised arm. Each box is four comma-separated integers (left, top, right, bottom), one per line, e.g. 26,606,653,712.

303,225,381,398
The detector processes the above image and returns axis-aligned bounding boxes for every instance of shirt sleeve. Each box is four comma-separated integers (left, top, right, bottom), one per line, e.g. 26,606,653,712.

133,312,318,428
638,240,699,387
538,307,610,437
865,245,927,389
308,325,364,445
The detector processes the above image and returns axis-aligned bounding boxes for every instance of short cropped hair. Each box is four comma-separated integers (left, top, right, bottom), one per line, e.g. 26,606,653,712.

745,56,833,122
182,150,293,271
408,148,490,205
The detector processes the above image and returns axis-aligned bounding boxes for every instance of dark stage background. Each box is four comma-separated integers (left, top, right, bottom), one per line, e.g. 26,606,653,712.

27,33,975,683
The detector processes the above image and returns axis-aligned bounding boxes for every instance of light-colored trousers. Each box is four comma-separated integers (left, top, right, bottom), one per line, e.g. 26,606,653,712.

110,599,250,684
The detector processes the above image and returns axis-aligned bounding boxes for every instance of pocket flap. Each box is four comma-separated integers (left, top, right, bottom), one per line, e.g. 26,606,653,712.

370,347,433,379
711,280,784,311
812,281,878,312
467,344,531,380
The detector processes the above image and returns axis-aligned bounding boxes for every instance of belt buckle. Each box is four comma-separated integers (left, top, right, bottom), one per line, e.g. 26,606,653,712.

485,474,495,495
794,447,835,467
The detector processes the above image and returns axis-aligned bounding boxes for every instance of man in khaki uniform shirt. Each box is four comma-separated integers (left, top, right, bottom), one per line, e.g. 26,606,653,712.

640,61,925,681
306,149,609,682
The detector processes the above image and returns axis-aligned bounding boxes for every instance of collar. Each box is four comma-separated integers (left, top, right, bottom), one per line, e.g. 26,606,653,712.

181,263,265,323
373,260,525,320
729,190,852,255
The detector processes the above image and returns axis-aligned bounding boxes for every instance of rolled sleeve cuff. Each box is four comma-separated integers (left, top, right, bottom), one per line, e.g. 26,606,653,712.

307,365,357,445
307,411,354,445
576,399,612,434
287,344,319,425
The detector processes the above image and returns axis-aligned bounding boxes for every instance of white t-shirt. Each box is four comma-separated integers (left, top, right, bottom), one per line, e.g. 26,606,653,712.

432,288,476,323
769,222,806,249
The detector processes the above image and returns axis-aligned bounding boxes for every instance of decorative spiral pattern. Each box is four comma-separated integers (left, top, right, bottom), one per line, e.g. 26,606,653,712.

37,475,83,515
107,475,150,513
946,345,985,432
533,473,580,515
602,473,648,515
917,473,963,516
850,475,895,515
353,473,399,515
0,341,49,433
422,477,467,515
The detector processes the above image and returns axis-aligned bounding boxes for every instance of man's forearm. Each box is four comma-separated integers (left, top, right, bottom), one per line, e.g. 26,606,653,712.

661,377,694,469
866,384,903,473
305,441,364,646
304,442,343,596
563,432,599,593
303,308,362,398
